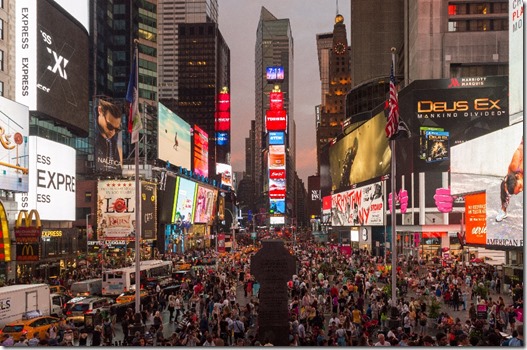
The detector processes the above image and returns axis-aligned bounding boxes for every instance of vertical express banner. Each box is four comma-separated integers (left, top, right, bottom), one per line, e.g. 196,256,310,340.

464,192,487,245
141,181,157,240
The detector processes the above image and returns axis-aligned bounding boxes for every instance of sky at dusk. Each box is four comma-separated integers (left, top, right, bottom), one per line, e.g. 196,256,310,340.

55,0,351,184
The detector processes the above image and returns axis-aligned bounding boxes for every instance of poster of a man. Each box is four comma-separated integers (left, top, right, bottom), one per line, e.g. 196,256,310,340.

496,137,523,222
94,98,123,174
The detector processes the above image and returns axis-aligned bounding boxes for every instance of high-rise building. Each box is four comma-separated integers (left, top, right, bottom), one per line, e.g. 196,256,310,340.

0,0,14,99
158,0,230,177
315,14,351,175
254,7,295,217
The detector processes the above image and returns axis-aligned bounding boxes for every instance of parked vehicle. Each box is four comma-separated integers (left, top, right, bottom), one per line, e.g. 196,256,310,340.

65,297,112,327
70,278,103,297
0,311,60,341
0,284,63,328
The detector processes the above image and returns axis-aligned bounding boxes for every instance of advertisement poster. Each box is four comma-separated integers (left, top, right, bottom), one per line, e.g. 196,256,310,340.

216,163,233,188
193,125,209,177
331,181,384,226
269,178,286,199
158,102,191,169
268,131,285,145
217,233,225,253
266,109,287,131
268,145,286,170
93,97,123,174
194,185,215,224
464,192,486,245
141,181,157,240
172,177,197,226
269,199,286,214
16,136,76,220
329,111,390,192
0,97,29,192
451,123,523,250
97,180,136,240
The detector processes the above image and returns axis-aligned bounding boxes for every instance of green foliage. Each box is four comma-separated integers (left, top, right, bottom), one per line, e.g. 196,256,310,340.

428,297,442,319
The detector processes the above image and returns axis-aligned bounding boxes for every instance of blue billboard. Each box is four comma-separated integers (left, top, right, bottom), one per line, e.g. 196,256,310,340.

268,131,285,145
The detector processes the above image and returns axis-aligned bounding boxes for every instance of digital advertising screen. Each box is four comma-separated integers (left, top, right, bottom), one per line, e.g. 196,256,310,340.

93,97,123,175
216,163,233,188
269,178,286,199
451,122,523,250
194,185,215,224
215,111,231,132
269,92,284,111
329,111,390,192
266,109,287,131
269,199,286,214
268,131,285,145
158,173,177,224
158,102,191,169
268,145,286,170
216,132,229,146
15,136,76,220
266,66,285,81
193,125,209,178
331,181,384,227
141,181,157,240
399,76,509,173
217,91,230,112
97,180,136,240
172,177,197,226
269,169,286,180
0,97,29,192
16,0,90,137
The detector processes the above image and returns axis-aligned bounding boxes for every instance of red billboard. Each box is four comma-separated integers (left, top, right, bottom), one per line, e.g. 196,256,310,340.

265,109,287,131
215,111,231,131
464,192,487,245
193,125,209,177
217,92,230,112
269,169,286,179
269,92,284,111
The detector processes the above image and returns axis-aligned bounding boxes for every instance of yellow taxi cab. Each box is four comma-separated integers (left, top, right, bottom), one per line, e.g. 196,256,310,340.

115,288,149,304
49,285,69,295
0,311,59,341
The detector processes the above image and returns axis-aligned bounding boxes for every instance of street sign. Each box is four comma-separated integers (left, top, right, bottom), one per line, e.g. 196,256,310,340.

251,232,257,239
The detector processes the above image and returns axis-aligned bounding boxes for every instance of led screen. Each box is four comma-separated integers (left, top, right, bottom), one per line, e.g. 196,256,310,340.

172,177,197,225
93,97,123,175
194,185,215,224
268,131,285,145
193,125,209,177
158,102,191,169
97,180,136,240
216,163,233,188
266,66,285,81
331,181,384,226
266,110,287,131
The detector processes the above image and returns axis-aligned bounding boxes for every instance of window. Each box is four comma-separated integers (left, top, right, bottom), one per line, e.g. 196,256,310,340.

0,81,3,97
0,49,3,71
0,19,3,40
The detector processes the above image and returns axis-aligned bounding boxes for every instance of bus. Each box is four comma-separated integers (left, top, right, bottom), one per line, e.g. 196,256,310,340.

102,260,173,297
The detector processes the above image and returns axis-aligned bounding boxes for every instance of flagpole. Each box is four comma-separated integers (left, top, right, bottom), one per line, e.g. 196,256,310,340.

132,40,142,315
390,47,397,309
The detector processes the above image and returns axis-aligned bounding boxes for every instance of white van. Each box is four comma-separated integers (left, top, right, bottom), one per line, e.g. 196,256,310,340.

70,278,103,297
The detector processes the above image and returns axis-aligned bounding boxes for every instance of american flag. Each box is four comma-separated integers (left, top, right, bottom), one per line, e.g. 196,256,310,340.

126,50,143,144
385,61,399,139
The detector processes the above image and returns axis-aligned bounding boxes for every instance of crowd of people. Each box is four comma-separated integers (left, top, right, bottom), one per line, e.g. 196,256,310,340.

1,235,524,347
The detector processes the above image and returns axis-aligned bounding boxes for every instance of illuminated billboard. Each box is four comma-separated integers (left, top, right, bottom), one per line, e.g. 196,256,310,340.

97,180,136,240
266,109,287,131
269,92,284,111
172,177,197,226
329,111,390,191
216,163,233,188
269,178,286,199
158,102,191,169
216,132,229,146
269,199,286,214
266,66,285,81
15,0,90,137
0,97,29,192
451,122,523,250
16,136,76,221
268,145,286,170
331,181,384,226
269,169,286,179
215,111,231,131
193,125,209,177
141,182,157,240
399,76,509,172
194,185,215,224
217,91,230,112
463,192,486,246
94,98,123,175
268,131,285,145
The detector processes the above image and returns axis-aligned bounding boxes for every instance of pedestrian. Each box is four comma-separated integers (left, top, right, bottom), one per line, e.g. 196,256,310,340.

168,292,176,323
103,317,115,345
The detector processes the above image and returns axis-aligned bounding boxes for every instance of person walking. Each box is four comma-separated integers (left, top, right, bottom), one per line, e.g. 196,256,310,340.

168,292,176,323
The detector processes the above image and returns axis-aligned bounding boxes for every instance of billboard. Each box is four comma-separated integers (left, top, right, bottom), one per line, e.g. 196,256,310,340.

194,185,215,224
509,0,523,119
329,111,390,191
16,136,76,220
216,163,233,188
216,132,229,146
269,92,284,111
331,181,384,226
269,178,286,199
269,169,286,180
15,0,90,136
94,98,123,175
141,182,157,240
217,91,230,112
268,145,286,170
266,109,287,131
97,180,136,240
193,125,209,177
172,177,197,226
451,122,523,250
269,199,286,214
158,173,177,224
266,66,285,81
158,102,191,169
464,192,486,246
268,131,285,145
399,76,509,172
0,97,29,192
215,111,231,131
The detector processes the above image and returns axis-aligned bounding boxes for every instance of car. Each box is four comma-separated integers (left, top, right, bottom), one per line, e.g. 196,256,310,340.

65,297,112,327
115,288,149,304
0,311,59,341
63,296,88,314
49,285,69,295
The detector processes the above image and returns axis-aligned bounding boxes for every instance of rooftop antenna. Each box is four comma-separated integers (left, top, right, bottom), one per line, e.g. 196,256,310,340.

336,0,339,15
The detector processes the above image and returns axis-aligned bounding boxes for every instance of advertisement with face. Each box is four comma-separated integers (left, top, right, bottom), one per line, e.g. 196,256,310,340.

16,136,75,220
451,122,523,250
194,185,215,224
331,181,384,226
0,97,29,192
172,177,197,226
94,98,123,174
97,180,136,240
158,102,191,169
329,111,391,192
216,163,233,188
16,0,89,136
193,125,209,177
